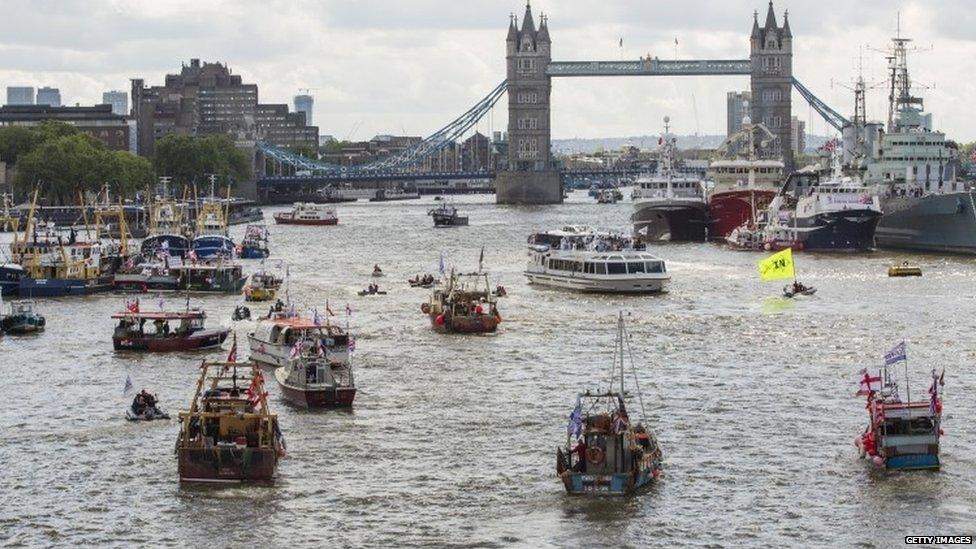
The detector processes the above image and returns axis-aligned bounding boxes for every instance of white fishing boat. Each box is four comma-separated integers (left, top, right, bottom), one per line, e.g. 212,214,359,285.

525,226,670,294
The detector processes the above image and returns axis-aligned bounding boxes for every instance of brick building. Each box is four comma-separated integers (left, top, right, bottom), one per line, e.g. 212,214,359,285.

131,59,318,156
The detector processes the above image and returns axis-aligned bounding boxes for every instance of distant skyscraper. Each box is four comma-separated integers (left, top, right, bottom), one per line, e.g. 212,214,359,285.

294,94,313,126
103,90,129,116
36,87,61,107
726,91,751,137
791,116,806,154
6,87,34,106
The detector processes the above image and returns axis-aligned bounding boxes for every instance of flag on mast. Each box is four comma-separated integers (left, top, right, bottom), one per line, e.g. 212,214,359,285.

478,246,485,272
757,248,795,281
439,253,445,276
884,341,907,365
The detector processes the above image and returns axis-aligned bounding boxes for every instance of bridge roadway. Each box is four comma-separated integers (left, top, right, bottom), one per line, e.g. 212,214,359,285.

547,58,752,77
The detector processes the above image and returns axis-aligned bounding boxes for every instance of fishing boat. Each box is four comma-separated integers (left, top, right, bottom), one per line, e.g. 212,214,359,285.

421,268,500,334
855,342,944,470
427,203,468,227
273,203,338,226
239,224,271,259
112,257,180,293
190,199,235,259
0,298,46,334
888,261,922,277
170,261,246,293
248,312,351,368
631,118,708,242
525,227,670,294
273,339,357,408
707,121,785,239
141,184,190,259
243,271,283,302
111,302,229,352
176,356,286,483
0,262,24,296
556,313,663,495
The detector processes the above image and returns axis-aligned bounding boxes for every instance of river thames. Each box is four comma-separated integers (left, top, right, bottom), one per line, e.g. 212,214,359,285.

1,192,974,547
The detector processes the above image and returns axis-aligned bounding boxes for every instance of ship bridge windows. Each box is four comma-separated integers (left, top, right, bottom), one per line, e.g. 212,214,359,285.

627,262,646,274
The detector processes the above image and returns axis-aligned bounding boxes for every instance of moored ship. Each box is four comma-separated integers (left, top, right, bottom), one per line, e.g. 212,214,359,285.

176,357,286,484
707,122,785,239
631,118,708,242
861,34,976,253
525,227,669,294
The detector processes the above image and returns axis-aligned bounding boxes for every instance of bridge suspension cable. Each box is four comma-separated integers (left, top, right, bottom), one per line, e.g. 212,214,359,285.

792,77,849,132
258,80,509,175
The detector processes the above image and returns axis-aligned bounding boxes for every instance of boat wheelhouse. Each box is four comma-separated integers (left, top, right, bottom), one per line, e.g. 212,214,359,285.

557,313,663,495
273,351,357,408
248,313,350,368
428,203,468,227
422,269,499,334
273,203,338,226
170,262,246,293
142,194,189,258
190,200,235,259
112,259,180,293
525,227,669,294
243,271,283,302
176,359,285,484
0,299,45,334
111,308,229,352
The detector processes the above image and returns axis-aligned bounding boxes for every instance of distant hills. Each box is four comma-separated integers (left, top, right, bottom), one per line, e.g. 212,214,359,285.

552,134,831,155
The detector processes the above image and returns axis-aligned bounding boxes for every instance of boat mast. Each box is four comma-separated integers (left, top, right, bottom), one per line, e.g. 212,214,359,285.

663,117,673,200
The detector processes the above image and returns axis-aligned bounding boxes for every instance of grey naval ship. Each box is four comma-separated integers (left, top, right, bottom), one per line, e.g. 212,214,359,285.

855,34,976,253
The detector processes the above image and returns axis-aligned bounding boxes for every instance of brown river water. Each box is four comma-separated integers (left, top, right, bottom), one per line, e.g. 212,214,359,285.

1,192,974,547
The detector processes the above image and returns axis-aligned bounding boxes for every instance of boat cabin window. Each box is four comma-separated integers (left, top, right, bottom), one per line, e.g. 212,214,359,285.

647,261,664,273
607,262,626,275
595,263,607,275
883,416,936,435
627,262,646,274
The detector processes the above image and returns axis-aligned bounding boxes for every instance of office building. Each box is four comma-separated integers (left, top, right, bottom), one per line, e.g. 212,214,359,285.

102,90,129,116
294,94,313,126
6,87,34,106
36,87,61,107
726,91,751,137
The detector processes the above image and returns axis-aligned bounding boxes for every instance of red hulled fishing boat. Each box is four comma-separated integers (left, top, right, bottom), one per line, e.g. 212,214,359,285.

111,299,229,352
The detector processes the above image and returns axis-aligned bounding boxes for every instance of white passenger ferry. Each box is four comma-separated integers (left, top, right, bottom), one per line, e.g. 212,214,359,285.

524,226,670,294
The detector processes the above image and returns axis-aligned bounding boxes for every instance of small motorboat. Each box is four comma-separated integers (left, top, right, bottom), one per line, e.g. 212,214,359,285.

239,224,271,259
273,349,356,408
428,203,468,227
358,285,387,296
371,265,384,278
888,261,922,277
243,271,283,302
125,389,170,421
0,299,46,334
232,305,252,321
783,282,816,298
408,274,438,288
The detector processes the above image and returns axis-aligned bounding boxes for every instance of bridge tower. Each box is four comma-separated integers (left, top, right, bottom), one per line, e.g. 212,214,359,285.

750,1,794,172
496,2,562,204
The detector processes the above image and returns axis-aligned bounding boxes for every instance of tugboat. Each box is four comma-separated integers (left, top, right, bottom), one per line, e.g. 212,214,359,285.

855,342,944,470
111,300,230,352
273,203,338,226
248,311,351,368
427,203,468,227
176,354,286,484
273,337,357,408
421,268,500,334
243,270,283,302
556,313,663,495
0,298,46,334
631,117,708,242
239,224,271,259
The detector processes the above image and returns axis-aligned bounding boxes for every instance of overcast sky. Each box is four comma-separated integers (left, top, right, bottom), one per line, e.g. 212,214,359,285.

2,0,974,142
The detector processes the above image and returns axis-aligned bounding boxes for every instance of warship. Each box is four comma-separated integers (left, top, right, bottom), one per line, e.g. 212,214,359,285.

856,34,975,253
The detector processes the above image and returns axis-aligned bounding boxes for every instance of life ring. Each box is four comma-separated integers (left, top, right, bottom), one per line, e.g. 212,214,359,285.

586,446,605,465
420,303,431,314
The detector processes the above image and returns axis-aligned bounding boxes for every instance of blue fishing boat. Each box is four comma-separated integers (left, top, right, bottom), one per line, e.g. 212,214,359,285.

0,299,46,334
239,224,271,259
556,313,663,495
855,342,944,471
0,263,24,296
190,194,235,259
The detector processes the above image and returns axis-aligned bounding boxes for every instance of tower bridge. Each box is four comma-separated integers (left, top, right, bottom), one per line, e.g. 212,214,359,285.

257,1,847,205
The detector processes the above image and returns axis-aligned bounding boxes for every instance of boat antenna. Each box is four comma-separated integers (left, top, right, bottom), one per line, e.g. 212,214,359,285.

621,312,648,422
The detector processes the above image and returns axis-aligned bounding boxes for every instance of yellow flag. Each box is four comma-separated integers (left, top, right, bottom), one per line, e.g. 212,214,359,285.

758,248,795,281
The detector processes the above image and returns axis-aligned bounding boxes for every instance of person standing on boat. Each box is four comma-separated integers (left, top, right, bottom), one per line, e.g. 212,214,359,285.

572,440,587,473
